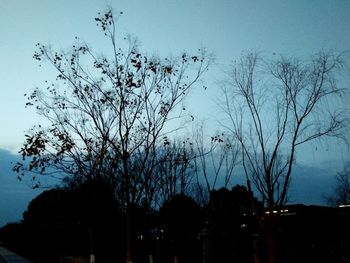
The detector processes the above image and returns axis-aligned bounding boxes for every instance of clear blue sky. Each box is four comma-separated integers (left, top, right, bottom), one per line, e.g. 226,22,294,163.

0,1,350,225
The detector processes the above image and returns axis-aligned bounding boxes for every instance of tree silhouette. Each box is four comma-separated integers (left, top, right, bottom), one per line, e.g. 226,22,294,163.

204,186,261,262
192,124,240,205
13,9,210,263
221,51,349,263
15,180,123,262
160,194,201,263
327,162,350,206
151,138,197,208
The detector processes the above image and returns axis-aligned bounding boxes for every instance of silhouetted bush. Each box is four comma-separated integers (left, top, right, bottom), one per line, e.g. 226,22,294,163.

203,186,260,263
159,194,202,263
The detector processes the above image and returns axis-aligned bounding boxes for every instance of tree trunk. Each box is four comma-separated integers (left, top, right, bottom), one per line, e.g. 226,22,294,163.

202,238,214,263
252,234,261,263
126,206,133,263
89,183,97,263
89,225,96,263
89,253,96,263
265,224,278,263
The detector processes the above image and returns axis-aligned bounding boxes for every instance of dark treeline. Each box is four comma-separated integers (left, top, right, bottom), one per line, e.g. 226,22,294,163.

1,179,350,263
0,180,260,263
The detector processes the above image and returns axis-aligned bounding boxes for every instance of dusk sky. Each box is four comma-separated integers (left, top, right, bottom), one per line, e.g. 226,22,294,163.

1,0,350,226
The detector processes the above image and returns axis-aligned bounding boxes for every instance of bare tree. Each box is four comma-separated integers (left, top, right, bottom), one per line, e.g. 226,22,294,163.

190,124,241,263
150,135,213,208
221,51,349,263
327,162,350,206
192,124,240,203
151,137,197,207
14,9,210,263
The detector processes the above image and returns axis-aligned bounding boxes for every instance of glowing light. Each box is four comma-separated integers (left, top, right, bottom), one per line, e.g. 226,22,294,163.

264,209,289,215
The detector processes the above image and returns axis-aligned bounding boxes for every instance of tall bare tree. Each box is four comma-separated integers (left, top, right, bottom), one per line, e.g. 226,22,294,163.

14,9,210,263
221,51,349,263
190,124,241,263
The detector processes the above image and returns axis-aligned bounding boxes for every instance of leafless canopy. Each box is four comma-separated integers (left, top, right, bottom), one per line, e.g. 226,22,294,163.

14,9,210,210
221,51,349,210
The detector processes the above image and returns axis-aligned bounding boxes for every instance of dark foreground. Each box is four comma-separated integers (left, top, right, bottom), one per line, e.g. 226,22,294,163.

0,186,350,263
0,246,32,263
